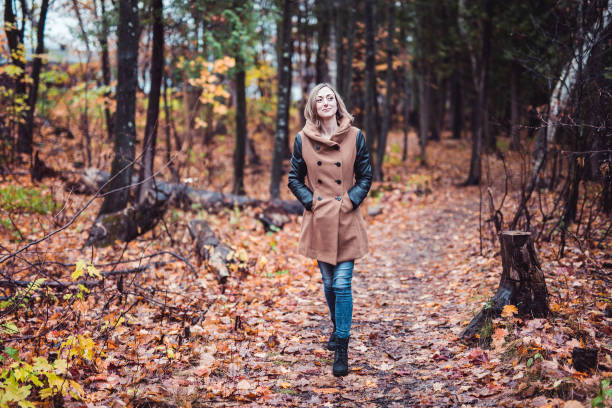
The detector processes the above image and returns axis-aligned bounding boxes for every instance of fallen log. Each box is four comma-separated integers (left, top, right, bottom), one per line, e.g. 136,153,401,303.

461,231,549,338
85,198,168,247
0,262,167,289
67,168,304,215
188,219,242,282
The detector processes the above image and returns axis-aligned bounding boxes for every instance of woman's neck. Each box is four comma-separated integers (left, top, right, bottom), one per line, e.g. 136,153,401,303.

320,117,338,139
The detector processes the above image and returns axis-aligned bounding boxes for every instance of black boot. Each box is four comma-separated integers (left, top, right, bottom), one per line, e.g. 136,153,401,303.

333,337,349,377
327,324,338,351
327,332,338,351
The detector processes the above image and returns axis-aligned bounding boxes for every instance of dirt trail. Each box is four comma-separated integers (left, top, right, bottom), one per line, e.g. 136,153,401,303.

238,185,502,407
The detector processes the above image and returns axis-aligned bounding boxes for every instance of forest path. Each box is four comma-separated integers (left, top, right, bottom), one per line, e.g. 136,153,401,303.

245,184,504,407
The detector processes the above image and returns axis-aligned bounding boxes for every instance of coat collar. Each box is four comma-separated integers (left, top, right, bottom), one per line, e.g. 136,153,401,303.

301,116,352,147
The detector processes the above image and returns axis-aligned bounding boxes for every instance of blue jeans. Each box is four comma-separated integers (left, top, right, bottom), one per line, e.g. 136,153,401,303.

318,260,354,339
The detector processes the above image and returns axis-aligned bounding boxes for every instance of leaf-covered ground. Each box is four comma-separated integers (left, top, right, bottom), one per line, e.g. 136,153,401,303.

1,131,610,407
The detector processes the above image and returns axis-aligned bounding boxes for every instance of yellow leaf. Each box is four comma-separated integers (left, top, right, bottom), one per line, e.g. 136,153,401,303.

70,380,84,397
71,260,86,281
32,357,53,372
279,382,291,389
38,387,55,399
3,376,31,402
53,359,67,374
86,263,101,278
501,304,518,318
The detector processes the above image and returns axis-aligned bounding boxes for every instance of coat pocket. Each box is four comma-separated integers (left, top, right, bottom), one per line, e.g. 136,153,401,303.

341,191,354,213
311,189,319,211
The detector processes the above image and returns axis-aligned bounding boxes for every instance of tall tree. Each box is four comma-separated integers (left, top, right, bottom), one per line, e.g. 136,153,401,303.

342,2,356,108
450,67,463,139
22,0,49,157
93,0,114,141
374,0,395,181
4,0,27,155
314,1,330,83
98,0,139,215
270,0,294,199
364,0,377,166
458,0,492,186
233,55,247,195
139,0,165,203
509,61,520,150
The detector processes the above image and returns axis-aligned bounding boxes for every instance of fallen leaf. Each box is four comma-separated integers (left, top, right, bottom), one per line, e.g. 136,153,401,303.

501,304,518,318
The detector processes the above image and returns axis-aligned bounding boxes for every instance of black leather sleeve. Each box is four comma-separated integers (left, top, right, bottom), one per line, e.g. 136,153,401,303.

288,134,314,211
347,130,373,209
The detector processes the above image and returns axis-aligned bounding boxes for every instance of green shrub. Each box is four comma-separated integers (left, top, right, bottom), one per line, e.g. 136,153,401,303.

0,186,57,215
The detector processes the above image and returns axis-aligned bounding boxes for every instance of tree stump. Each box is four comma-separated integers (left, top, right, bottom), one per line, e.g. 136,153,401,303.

461,231,549,338
85,199,168,247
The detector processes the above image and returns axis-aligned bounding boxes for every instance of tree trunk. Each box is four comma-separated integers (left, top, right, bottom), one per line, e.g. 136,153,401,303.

22,0,49,156
315,2,330,84
417,70,430,166
545,5,612,147
430,76,447,141
98,0,139,215
509,61,520,150
402,64,412,162
459,0,491,185
4,0,27,156
342,3,356,108
297,1,313,127
139,0,164,204
374,0,395,182
72,0,93,167
333,0,344,91
364,0,377,165
233,59,247,196
451,67,463,139
270,0,294,199
95,0,113,141
163,72,179,182
461,231,549,338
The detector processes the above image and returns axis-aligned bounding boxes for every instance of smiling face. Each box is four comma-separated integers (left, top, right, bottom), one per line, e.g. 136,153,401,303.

315,87,338,121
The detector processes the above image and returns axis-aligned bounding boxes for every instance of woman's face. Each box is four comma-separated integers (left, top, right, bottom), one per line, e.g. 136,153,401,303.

315,87,337,120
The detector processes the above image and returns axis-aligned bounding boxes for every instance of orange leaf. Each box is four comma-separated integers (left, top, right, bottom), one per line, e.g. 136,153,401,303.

501,304,518,318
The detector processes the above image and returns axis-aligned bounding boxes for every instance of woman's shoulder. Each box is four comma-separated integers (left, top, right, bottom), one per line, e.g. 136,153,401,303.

350,127,364,139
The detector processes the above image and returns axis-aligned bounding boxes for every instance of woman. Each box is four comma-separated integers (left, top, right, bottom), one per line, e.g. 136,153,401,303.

288,83,372,377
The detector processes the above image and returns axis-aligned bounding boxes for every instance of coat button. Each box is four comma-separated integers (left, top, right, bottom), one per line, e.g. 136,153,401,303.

317,161,322,166
336,180,341,184
333,145,340,150
317,179,322,184
317,196,322,201
316,145,321,150
335,162,341,167
336,196,341,201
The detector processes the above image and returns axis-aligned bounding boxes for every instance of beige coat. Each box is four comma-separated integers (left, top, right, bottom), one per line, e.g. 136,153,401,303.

297,118,369,264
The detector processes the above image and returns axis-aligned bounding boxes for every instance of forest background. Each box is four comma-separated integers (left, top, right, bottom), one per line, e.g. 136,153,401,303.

0,0,610,406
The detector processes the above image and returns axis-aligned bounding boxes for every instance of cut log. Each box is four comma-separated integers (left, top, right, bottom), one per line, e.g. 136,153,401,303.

85,199,168,247
461,231,549,338
188,219,240,282
66,168,303,215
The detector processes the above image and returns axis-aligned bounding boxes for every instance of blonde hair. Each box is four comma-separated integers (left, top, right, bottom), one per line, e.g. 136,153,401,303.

304,83,354,129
